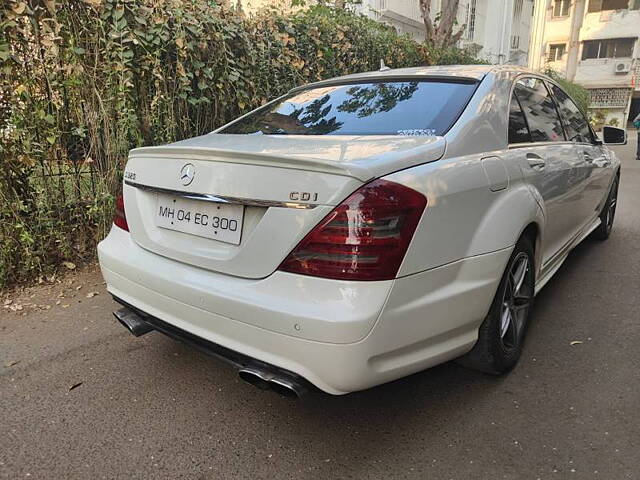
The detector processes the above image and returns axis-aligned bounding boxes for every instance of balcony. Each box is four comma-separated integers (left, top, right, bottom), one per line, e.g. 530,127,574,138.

367,0,423,24
575,58,638,88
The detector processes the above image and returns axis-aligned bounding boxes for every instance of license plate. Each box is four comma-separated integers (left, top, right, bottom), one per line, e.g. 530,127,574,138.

155,193,244,245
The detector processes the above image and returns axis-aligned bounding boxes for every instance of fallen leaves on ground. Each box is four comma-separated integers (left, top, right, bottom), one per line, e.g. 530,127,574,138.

68,382,83,391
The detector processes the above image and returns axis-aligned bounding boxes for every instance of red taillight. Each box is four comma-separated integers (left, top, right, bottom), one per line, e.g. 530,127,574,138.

113,194,129,231
278,179,427,281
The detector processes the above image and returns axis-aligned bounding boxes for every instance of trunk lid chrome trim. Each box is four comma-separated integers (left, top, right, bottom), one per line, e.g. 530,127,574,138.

125,180,318,209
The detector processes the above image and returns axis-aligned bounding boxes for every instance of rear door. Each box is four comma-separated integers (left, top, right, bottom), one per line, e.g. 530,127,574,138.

509,77,582,265
548,82,610,226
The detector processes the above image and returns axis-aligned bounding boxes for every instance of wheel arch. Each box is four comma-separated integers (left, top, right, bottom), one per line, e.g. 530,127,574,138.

518,221,542,280
465,183,545,263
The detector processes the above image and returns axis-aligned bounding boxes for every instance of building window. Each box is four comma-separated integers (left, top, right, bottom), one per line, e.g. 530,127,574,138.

587,0,631,12
548,43,566,61
466,0,477,41
511,0,523,50
581,38,636,59
553,0,571,17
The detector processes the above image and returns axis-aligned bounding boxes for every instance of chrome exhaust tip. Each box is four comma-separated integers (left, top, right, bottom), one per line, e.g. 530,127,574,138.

238,367,305,398
113,307,153,337
269,377,303,398
238,368,272,390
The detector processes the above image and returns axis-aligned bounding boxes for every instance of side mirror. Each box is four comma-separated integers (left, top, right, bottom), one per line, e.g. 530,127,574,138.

601,126,627,145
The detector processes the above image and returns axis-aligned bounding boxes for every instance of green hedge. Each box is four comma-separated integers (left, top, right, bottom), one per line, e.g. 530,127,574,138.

0,0,479,288
543,68,590,114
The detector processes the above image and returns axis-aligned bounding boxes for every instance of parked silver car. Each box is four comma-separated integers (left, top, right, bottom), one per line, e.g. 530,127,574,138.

99,65,624,396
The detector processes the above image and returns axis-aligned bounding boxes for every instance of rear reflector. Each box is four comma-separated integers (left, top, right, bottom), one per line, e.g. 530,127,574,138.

113,194,129,231
278,179,427,281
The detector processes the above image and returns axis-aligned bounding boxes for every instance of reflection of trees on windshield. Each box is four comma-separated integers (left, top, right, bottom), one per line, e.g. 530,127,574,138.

242,94,343,135
222,81,440,135
285,94,343,134
265,82,419,134
337,82,419,118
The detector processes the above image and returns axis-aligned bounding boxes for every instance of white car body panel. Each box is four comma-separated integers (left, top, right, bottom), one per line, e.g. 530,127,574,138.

98,65,621,394
153,134,447,182
99,226,510,394
124,136,446,278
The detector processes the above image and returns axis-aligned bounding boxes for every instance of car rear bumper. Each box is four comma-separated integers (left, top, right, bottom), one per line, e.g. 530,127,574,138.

98,226,511,394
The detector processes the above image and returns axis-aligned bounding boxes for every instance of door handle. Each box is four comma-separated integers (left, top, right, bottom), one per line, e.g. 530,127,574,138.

526,153,546,170
584,149,610,168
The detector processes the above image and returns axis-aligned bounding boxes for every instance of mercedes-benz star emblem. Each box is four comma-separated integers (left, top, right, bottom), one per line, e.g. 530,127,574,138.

180,163,195,186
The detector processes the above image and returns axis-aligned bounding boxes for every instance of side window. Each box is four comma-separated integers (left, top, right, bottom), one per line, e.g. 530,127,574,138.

549,84,592,143
508,92,531,143
514,78,566,143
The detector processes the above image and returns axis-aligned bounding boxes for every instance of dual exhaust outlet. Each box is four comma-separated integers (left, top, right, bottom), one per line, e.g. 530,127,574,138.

237,367,305,398
113,307,306,398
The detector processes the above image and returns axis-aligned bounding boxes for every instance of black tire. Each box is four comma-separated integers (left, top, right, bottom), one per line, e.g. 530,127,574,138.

591,175,619,241
458,236,535,375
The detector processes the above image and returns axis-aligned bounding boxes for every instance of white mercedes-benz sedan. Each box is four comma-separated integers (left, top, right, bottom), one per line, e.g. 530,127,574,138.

98,65,625,397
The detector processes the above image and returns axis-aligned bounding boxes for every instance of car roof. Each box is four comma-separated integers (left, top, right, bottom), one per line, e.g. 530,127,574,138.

292,64,539,91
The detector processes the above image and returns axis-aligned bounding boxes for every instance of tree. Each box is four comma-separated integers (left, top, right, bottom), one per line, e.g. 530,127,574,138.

418,0,466,48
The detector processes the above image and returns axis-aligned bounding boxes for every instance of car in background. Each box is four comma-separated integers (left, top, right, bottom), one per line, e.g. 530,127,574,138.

98,65,624,397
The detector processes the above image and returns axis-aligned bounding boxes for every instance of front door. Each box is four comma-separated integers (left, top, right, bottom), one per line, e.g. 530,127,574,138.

548,82,610,226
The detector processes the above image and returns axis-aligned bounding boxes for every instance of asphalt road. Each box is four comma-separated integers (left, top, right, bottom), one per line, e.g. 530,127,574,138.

1,134,639,480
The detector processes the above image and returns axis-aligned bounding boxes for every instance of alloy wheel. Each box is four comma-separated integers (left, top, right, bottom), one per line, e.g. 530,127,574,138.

605,182,618,233
499,252,533,349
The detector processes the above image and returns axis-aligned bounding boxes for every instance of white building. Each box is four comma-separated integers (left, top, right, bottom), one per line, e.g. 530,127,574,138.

529,0,640,127
355,0,534,65
241,1,534,66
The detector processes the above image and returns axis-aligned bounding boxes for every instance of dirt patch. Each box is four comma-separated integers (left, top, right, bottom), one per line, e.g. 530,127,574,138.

1,262,106,318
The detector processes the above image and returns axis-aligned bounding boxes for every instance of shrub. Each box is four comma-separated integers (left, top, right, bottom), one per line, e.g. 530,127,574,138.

543,68,590,114
429,45,486,65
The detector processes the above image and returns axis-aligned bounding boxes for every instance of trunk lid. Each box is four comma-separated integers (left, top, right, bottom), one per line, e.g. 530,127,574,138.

123,133,445,278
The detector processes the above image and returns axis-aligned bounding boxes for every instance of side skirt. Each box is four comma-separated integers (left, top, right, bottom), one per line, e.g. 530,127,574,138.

535,216,601,295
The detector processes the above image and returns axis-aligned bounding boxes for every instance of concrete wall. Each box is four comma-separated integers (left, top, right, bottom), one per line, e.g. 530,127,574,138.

510,0,535,65
574,9,640,86
357,0,426,41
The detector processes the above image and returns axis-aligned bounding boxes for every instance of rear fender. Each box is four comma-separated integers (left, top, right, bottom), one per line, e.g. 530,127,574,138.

384,155,544,277
468,184,545,278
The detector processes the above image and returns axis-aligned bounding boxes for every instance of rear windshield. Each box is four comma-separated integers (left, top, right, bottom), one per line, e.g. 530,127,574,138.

219,80,478,136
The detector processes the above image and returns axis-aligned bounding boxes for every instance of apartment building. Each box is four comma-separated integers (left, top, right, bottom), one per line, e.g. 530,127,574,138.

356,0,534,65
529,0,640,126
